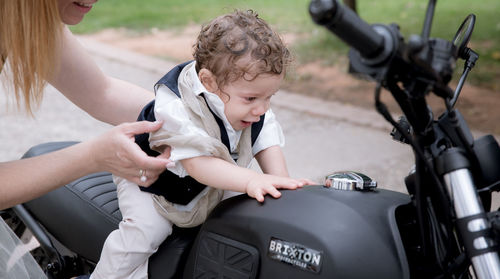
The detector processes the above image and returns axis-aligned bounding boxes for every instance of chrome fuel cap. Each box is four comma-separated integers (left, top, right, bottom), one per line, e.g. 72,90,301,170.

324,171,377,191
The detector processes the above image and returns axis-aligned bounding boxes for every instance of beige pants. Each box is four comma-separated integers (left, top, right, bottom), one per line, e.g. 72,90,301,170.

90,177,173,279
90,177,240,279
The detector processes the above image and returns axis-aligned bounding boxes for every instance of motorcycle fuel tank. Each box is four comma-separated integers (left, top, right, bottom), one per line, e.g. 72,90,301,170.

184,185,411,278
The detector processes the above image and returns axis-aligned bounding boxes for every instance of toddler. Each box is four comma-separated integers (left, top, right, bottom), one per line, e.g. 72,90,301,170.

91,9,312,279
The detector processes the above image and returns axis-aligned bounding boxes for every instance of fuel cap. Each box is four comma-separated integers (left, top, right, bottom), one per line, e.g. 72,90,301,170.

324,171,377,191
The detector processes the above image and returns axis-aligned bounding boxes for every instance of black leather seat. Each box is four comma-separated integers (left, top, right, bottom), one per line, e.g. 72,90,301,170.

22,142,198,278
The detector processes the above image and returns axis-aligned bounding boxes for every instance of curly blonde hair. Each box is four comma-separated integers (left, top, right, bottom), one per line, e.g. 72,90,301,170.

193,10,291,89
0,0,62,114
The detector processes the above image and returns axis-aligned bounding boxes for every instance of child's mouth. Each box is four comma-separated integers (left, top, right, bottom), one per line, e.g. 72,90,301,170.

241,120,252,128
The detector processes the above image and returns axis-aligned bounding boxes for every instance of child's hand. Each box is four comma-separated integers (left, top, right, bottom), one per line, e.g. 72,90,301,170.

245,174,314,202
298,178,317,186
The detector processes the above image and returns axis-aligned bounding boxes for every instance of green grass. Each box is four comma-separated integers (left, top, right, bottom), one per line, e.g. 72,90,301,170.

71,0,500,90
70,0,315,33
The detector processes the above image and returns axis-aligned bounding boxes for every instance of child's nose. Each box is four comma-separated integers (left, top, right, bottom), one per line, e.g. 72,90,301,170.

252,101,270,116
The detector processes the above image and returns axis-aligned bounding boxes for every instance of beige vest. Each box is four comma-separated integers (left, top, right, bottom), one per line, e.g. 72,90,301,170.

148,62,254,227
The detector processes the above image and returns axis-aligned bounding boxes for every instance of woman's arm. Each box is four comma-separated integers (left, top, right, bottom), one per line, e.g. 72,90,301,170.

0,121,171,210
182,156,304,202
48,27,154,125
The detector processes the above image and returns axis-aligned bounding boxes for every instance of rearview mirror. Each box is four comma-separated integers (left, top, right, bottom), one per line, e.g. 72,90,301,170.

452,14,475,59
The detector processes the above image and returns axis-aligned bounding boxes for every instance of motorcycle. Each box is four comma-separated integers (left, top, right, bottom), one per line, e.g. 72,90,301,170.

2,0,500,277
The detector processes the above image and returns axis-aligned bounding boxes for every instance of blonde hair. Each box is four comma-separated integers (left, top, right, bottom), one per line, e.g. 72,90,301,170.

0,0,63,114
193,10,291,89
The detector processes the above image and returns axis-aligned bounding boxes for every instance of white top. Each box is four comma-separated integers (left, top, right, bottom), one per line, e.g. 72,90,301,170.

153,61,285,178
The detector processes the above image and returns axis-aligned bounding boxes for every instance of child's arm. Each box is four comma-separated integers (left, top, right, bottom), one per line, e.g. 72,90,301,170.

181,156,304,202
255,145,317,186
254,145,289,177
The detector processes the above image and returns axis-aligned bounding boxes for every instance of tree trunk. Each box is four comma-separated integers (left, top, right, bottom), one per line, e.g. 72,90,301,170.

343,0,357,13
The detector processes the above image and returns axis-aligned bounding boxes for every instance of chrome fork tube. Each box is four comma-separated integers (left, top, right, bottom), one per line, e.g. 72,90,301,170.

444,168,500,279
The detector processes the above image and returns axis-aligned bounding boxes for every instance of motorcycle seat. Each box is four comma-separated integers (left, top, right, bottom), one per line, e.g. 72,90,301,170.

21,141,198,278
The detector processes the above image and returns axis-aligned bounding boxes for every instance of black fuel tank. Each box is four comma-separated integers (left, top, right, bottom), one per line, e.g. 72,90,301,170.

184,185,411,278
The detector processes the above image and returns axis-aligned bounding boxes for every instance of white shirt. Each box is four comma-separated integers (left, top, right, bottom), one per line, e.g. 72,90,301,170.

154,61,285,178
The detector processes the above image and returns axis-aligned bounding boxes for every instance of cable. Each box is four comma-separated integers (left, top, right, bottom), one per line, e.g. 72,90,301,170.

374,82,458,268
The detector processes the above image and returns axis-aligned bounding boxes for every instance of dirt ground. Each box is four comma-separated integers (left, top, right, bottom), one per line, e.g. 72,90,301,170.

81,28,500,135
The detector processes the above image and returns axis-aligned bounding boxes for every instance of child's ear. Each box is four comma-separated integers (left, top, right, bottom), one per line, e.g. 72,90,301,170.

198,69,218,92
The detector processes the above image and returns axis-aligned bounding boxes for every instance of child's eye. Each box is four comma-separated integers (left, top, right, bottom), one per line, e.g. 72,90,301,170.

245,97,257,102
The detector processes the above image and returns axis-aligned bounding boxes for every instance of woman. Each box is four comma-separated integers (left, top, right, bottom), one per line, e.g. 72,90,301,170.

0,0,172,210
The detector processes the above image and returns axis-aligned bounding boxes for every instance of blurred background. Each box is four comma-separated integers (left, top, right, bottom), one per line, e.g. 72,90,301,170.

71,0,500,89
71,0,500,134
1,0,498,205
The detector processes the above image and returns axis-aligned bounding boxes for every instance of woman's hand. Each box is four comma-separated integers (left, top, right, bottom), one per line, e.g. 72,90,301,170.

245,175,315,202
89,121,172,186
0,121,171,209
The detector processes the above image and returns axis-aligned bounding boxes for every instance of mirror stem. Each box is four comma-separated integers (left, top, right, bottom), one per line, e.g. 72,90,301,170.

422,0,436,40
449,48,478,108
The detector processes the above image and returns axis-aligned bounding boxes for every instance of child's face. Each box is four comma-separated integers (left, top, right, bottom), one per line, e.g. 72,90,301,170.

213,72,284,131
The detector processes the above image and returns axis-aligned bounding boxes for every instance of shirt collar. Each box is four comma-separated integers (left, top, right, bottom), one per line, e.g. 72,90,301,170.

186,62,208,97
185,62,242,150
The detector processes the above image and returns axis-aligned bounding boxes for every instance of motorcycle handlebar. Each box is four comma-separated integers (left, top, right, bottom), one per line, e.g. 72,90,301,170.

309,0,385,58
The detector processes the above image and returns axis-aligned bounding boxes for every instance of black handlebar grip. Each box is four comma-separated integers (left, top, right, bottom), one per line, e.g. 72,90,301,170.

309,0,385,58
